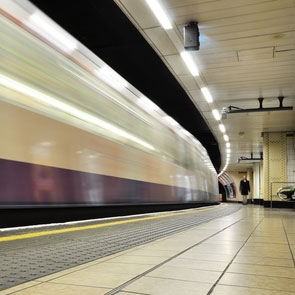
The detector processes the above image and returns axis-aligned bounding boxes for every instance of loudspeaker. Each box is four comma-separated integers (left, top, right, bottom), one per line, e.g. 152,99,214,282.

184,22,200,51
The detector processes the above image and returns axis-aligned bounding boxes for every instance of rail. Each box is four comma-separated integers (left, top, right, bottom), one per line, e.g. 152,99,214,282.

270,182,295,208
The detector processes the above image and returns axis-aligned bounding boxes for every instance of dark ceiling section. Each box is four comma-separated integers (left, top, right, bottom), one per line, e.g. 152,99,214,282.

30,0,220,169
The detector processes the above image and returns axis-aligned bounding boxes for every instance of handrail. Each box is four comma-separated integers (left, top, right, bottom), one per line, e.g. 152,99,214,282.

270,182,295,208
277,186,295,201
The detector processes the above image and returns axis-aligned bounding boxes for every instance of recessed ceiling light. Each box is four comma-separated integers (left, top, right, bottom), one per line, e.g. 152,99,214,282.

201,87,213,103
224,134,229,141
180,51,199,76
212,109,221,120
226,142,230,148
219,124,226,133
146,0,172,30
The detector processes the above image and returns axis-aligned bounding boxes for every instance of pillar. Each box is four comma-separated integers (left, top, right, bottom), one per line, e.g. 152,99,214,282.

247,168,253,202
253,162,260,201
263,132,287,206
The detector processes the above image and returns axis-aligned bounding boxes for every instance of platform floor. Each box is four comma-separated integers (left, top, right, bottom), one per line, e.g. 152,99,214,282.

1,204,295,295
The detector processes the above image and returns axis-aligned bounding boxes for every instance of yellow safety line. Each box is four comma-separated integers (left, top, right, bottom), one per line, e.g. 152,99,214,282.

0,205,220,242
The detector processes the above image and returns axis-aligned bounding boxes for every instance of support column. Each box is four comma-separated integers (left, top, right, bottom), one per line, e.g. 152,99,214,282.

253,163,260,202
247,168,253,202
260,160,264,201
263,132,287,206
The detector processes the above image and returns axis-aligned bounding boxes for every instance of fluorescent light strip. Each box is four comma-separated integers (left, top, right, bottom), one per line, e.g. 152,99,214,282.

219,124,226,133
30,12,77,52
226,148,231,154
226,142,230,148
180,51,199,76
212,109,221,120
201,87,213,103
224,134,229,142
145,0,172,29
0,74,154,151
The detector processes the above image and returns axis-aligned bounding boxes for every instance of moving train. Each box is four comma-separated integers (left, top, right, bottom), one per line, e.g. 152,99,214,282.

0,1,218,208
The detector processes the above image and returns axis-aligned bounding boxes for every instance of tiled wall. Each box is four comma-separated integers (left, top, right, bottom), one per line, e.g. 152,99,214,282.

287,136,295,183
263,132,287,201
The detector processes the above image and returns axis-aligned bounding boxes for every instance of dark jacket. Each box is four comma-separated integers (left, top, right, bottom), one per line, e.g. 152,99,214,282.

240,180,250,195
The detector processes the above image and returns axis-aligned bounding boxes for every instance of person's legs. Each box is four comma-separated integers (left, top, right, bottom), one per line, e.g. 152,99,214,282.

242,195,247,205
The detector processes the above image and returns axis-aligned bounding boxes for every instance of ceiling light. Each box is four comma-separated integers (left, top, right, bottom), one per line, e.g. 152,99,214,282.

226,149,231,154
0,74,155,151
226,142,230,148
30,12,77,52
223,134,229,141
145,0,172,30
219,124,226,133
201,87,213,103
180,51,199,76
95,67,128,91
212,109,221,120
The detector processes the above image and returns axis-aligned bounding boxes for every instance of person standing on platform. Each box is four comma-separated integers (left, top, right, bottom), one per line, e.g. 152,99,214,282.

240,175,250,205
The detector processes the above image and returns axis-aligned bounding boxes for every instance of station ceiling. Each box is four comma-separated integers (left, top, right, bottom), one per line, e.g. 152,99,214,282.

30,0,295,174
29,0,221,170
114,0,295,173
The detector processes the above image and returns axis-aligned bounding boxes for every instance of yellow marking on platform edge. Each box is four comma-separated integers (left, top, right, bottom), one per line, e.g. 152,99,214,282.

0,205,221,242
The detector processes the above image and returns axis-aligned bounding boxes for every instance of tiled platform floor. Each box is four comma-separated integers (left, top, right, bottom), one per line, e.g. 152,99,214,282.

1,205,295,295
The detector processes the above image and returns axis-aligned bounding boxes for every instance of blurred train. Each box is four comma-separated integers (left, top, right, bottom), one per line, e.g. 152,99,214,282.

0,0,218,208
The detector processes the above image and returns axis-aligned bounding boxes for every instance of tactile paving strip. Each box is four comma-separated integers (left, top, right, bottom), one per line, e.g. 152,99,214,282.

0,205,241,290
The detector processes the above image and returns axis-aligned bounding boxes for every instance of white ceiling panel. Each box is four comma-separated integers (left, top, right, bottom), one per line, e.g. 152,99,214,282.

178,74,200,91
144,27,178,55
115,0,295,172
164,54,191,75
190,8,293,29
189,89,205,102
171,0,294,24
197,16,294,37
195,101,211,112
238,47,274,61
165,0,215,8
119,0,162,29
170,0,278,17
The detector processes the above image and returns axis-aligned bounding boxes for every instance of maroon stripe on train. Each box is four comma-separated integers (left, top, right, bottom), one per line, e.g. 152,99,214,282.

0,158,214,206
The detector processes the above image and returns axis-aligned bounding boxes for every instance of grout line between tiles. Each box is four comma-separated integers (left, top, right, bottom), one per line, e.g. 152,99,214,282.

281,218,295,267
35,250,139,283
5,282,44,295
226,270,295,280
145,275,214,285
229,261,295,269
104,217,245,295
206,216,264,295
116,290,150,295
218,282,295,293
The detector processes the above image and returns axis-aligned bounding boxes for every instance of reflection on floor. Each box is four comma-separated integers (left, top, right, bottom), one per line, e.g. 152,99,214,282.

1,205,295,295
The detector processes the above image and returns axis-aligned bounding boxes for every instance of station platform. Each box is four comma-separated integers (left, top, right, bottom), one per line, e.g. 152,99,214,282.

0,204,295,295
